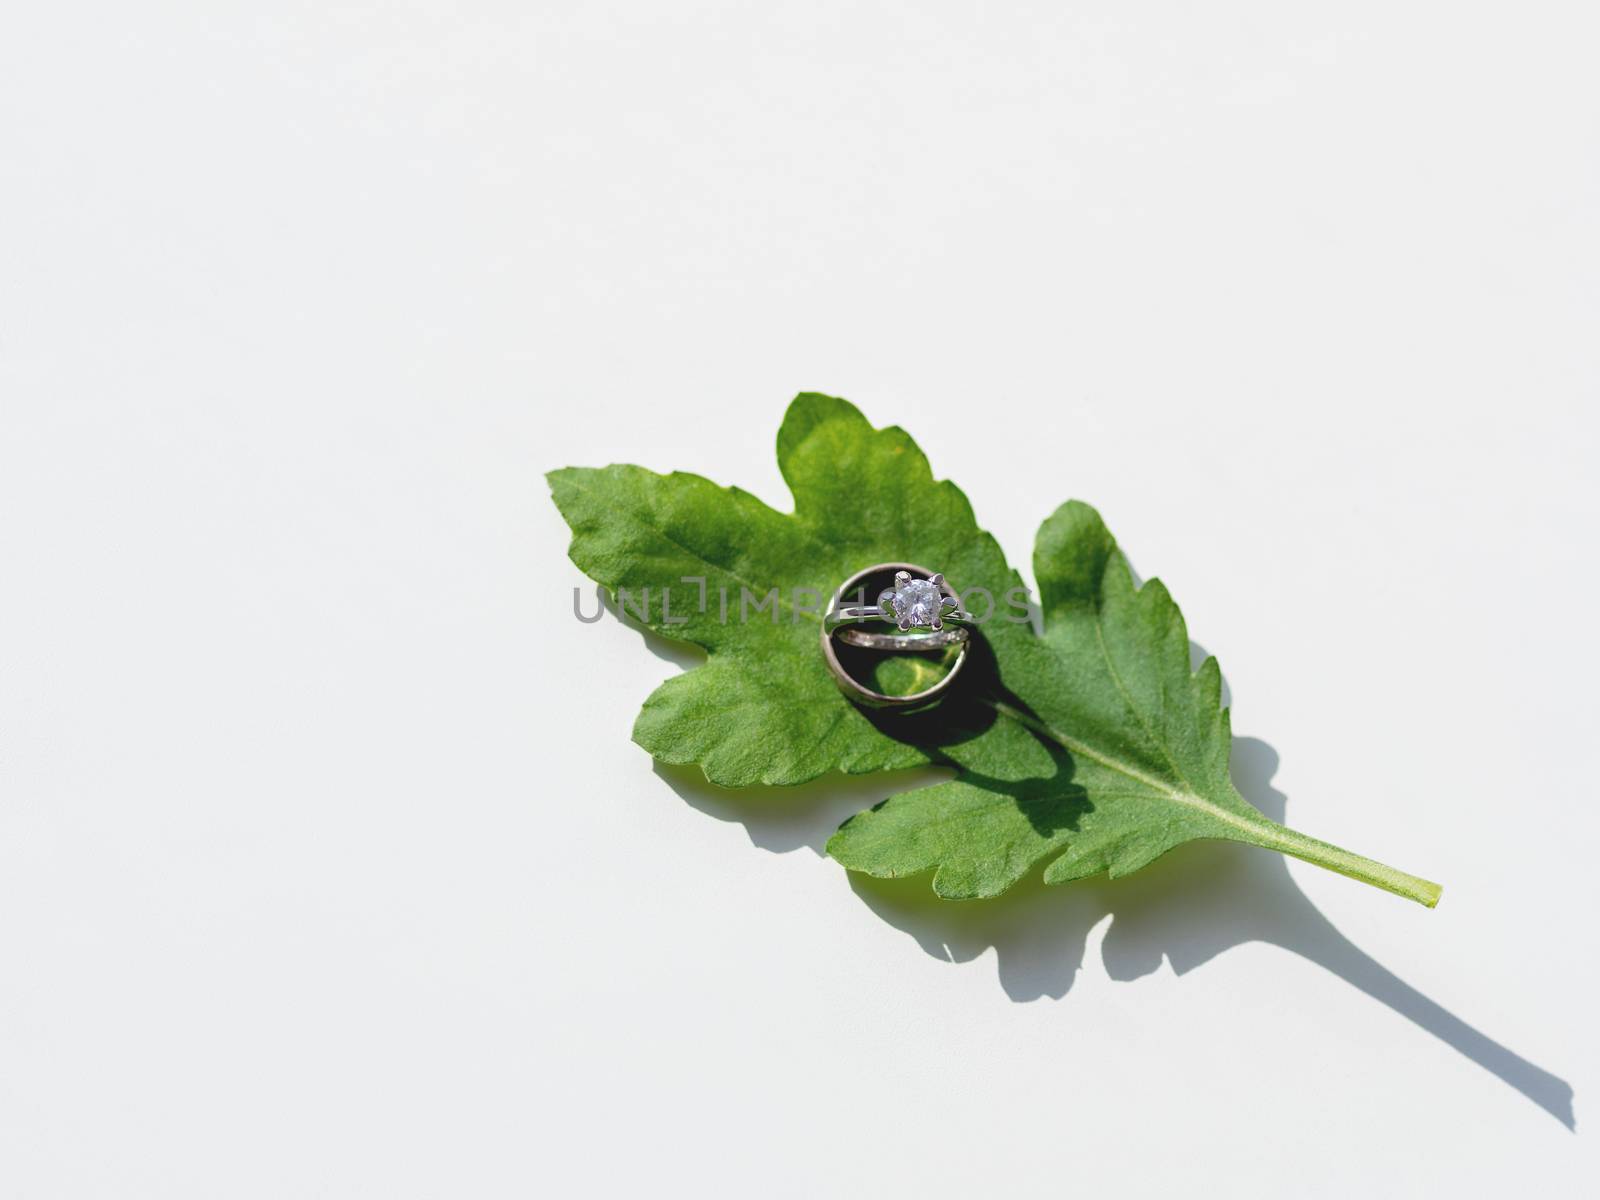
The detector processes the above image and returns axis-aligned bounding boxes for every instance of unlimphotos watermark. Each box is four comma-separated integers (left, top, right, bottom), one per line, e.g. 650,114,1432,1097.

572,576,1036,626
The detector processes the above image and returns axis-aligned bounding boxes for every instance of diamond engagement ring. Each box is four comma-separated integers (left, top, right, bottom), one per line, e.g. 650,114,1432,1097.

823,569,973,651
820,562,973,710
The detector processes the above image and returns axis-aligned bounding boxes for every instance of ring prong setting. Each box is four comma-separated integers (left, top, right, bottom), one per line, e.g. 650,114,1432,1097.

864,569,968,637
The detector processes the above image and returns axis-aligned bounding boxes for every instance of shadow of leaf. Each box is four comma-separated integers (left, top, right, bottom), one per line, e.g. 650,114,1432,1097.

656,733,1577,1131
600,589,708,670
656,760,952,855
1098,737,1576,1130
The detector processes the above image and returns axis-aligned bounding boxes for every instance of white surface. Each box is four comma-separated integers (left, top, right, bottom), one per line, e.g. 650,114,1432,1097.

2,3,1596,1195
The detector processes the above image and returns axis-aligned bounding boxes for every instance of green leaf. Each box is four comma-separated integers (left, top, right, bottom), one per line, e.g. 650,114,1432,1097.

549,393,1441,907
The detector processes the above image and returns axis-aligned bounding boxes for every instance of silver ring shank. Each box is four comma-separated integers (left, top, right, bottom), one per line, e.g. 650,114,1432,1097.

822,604,974,636
835,624,969,651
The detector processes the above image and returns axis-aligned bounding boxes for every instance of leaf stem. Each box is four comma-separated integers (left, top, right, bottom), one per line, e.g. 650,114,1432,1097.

984,699,1442,907
1244,820,1442,908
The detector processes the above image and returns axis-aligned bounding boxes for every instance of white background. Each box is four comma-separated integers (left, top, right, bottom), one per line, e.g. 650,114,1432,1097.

2,3,1596,1196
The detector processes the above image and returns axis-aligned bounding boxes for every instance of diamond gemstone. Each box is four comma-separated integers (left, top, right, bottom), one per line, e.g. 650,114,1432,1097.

888,577,943,626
